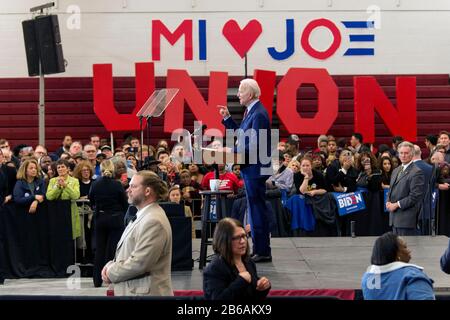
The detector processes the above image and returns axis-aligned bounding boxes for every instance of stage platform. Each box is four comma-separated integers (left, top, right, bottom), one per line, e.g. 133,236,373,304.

1,236,449,296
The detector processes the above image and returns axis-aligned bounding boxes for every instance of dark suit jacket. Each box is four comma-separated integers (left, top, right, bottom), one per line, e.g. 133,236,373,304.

413,160,433,221
13,178,46,206
89,176,128,214
203,255,270,300
222,101,271,179
325,159,358,192
388,162,424,228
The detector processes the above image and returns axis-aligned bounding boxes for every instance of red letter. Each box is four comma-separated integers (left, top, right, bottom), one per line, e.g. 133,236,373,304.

354,77,417,143
152,20,193,61
254,69,276,122
301,19,341,60
277,68,338,134
93,62,155,131
164,70,228,134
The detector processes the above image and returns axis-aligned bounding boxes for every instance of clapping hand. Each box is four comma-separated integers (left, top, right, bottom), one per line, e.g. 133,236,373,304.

57,177,66,188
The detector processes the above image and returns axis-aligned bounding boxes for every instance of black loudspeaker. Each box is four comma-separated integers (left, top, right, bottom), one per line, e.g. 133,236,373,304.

22,19,40,76
22,15,65,76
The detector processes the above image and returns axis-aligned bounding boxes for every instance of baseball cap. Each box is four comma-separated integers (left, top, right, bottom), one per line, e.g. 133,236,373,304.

100,145,112,151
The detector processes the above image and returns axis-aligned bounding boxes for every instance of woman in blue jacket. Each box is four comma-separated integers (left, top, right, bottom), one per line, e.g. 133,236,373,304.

13,159,46,213
362,232,435,300
13,159,46,275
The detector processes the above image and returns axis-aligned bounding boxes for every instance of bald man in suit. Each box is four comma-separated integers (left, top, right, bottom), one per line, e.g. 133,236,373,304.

102,171,173,296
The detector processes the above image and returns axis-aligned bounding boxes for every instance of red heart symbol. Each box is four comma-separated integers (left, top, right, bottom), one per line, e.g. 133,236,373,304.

222,19,262,58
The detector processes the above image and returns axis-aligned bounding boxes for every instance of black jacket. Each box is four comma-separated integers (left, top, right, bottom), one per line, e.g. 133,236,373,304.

203,255,270,300
325,159,358,192
89,176,128,214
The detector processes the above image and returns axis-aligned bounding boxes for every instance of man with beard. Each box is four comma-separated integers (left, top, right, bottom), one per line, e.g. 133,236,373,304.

101,171,173,296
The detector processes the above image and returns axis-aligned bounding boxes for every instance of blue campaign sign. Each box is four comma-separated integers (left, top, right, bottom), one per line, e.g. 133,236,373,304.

332,191,366,216
383,188,390,213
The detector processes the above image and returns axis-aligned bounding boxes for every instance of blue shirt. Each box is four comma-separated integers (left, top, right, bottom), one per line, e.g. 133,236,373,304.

361,262,435,300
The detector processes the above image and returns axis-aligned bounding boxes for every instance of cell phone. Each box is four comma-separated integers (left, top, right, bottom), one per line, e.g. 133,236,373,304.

126,160,132,167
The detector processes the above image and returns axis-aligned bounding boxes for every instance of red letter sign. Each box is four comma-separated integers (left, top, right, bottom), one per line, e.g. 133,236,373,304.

152,20,193,61
354,76,417,143
93,62,155,131
277,68,338,134
254,69,276,122
164,70,228,134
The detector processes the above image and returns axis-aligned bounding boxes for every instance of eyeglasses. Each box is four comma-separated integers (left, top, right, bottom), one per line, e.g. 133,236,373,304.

232,234,247,242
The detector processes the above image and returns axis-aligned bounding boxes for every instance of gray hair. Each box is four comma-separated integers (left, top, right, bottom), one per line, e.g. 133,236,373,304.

240,79,261,99
397,141,414,153
317,134,328,144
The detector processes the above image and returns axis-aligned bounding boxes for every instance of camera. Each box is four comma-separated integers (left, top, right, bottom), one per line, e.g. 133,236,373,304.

127,147,137,154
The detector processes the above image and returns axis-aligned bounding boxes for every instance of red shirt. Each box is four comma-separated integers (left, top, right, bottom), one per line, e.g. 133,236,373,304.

201,172,241,194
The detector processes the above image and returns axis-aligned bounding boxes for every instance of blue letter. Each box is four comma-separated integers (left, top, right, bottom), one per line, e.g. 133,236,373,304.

267,19,294,60
199,20,207,60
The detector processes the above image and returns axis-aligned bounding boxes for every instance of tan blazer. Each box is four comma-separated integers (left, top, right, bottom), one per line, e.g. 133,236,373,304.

106,202,173,296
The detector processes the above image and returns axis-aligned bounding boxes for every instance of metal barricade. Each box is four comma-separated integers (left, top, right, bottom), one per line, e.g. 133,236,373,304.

76,198,93,266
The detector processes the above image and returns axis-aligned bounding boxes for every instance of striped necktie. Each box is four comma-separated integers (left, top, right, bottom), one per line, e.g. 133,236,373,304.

397,165,405,178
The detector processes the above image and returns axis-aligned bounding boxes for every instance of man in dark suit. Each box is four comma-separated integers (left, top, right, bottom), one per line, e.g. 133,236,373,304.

219,79,272,262
412,145,434,235
387,141,425,236
349,133,370,154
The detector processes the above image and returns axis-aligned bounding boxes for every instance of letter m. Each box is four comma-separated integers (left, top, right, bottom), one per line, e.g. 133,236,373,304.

152,20,193,60
354,76,416,143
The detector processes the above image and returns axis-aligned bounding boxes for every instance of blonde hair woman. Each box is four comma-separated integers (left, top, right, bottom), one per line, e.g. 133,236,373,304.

88,159,128,287
14,159,46,214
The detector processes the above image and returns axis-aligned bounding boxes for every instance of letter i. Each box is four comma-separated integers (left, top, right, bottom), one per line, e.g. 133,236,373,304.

199,20,207,60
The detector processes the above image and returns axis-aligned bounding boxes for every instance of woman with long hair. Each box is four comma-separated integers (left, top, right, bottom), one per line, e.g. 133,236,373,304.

203,218,271,300
13,159,46,214
379,156,394,189
73,160,94,199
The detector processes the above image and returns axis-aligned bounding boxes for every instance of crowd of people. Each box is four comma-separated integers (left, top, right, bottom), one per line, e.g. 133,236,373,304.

0,128,450,300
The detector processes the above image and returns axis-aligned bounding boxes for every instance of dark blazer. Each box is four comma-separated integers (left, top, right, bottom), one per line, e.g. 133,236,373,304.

325,159,358,192
0,165,17,200
388,162,425,228
203,255,270,300
440,239,450,274
222,101,271,179
413,160,433,221
89,176,128,214
13,178,46,206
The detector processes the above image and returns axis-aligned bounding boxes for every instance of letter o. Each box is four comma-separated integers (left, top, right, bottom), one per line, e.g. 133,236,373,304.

301,18,341,60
